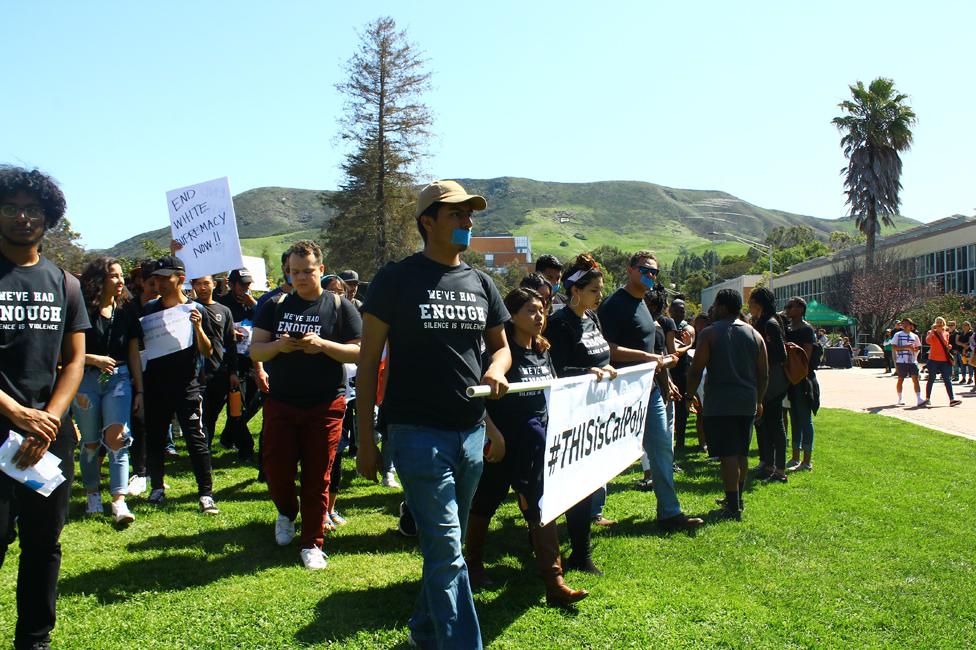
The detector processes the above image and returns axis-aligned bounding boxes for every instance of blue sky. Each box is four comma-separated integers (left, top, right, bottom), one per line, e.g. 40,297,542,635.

3,1,973,249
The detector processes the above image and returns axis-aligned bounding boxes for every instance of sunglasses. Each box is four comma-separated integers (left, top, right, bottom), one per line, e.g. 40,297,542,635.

637,266,660,277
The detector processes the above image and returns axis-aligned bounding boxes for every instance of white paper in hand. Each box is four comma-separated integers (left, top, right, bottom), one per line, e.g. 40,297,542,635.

0,432,67,497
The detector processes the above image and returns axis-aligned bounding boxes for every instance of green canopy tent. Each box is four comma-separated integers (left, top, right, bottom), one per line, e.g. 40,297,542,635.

803,300,856,327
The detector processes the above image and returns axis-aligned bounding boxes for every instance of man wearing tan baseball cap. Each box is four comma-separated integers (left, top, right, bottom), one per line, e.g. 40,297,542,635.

356,179,510,648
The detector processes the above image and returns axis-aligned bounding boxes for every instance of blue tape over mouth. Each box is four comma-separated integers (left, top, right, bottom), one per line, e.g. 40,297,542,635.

452,228,472,246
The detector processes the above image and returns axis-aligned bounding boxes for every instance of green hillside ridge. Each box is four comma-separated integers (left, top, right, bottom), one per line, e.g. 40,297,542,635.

104,177,921,267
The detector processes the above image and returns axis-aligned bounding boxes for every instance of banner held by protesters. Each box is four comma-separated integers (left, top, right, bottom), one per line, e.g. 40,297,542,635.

539,362,655,524
166,177,244,279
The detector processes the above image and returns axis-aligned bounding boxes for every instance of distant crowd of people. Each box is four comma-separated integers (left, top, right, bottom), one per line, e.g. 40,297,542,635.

2,170,827,650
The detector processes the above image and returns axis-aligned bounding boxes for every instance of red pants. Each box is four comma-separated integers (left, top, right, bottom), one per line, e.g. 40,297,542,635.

262,395,344,550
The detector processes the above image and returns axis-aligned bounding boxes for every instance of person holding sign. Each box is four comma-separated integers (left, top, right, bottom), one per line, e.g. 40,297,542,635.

356,180,510,650
597,251,703,532
465,287,588,607
545,253,617,575
250,240,362,571
141,256,218,515
0,166,89,650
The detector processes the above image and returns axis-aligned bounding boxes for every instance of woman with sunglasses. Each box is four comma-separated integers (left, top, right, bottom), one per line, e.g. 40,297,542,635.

464,287,588,607
545,253,616,575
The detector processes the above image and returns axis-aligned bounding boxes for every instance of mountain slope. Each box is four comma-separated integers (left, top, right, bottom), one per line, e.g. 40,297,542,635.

104,177,920,263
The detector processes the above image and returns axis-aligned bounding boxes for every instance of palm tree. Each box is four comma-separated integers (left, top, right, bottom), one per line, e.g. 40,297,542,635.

832,78,917,268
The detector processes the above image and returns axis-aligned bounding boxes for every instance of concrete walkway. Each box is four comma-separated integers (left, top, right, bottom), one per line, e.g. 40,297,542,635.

816,366,975,441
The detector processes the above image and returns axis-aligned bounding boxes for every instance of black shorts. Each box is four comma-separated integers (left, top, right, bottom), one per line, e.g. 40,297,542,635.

702,415,754,458
896,362,919,378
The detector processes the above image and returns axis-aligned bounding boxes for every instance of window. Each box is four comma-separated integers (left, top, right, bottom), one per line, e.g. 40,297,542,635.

947,249,956,272
485,254,494,268
936,251,945,274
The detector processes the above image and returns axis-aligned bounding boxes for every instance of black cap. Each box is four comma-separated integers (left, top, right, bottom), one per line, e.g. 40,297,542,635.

339,270,359,283
151,256,186,277
139,259,157,280
228,268,254,284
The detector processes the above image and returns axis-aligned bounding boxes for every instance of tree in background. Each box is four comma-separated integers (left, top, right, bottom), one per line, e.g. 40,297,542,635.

833,78,917,268
845,251,936,342
324,16,433,276
828,230,866,252
39,218,90,274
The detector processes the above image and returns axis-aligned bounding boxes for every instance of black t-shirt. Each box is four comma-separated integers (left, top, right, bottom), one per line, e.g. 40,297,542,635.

596,289,655,367
198,301,237,376
786,319,817,377
958,330,973,352
364,253,509,430
655,315,676,355
547,307,611,377
142,299,210,394
255,291,362,407
758,315,787,365
217,292,256,324
85,300,142,366
0,254,90,417
486,340,554,435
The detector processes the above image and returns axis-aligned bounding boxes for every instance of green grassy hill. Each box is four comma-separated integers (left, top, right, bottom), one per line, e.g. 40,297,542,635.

104,178,921,265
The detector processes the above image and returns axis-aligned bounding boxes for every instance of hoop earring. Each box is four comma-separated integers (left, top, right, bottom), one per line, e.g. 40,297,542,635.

570,294,581,308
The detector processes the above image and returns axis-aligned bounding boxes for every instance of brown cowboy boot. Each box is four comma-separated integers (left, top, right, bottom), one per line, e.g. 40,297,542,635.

530,521,589,607
464,513,494,591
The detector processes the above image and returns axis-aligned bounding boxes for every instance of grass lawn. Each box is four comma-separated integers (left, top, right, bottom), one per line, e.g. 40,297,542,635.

1,409,974,648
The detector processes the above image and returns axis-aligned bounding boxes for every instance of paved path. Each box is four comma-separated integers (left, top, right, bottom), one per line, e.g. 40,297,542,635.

816,366,975,441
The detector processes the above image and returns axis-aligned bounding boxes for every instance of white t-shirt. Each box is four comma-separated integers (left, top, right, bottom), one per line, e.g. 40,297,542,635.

891,330,920,364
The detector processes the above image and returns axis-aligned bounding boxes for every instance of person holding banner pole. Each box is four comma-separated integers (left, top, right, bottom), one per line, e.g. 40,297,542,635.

687,289,768,521
465,287,588,606
546,253,617,574
356,180,510,650
597,251,703,532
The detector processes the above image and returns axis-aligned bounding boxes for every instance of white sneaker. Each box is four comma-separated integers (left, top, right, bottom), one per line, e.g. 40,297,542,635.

199,496,220,515
275,514,296,546
85,493,103,515
799,462,813,471
127,475,147,496
300,546,328,570
111,500,135,525
896,398,905,406
785,460,801,471
381,472,401,489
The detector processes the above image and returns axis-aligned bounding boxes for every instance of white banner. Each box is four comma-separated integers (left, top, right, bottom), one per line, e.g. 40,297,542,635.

166,177,243,280
539,362,656,525
140,304,195,363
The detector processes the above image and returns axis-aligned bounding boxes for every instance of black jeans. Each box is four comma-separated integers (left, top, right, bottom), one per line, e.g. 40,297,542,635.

756,392,787,470
130,407,147,477
145,388,213,497
470,419,547,524
0,423,75,649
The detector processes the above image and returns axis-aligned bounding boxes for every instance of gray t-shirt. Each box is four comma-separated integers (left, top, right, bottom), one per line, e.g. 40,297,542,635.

702,318,762,417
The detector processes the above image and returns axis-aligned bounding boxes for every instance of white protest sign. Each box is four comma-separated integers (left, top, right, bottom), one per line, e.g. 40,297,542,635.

140,304,195,363
539,362,656,525
241,255,270,291
166,177,243,280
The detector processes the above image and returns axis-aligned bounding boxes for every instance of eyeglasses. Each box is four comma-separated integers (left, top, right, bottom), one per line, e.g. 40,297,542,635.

637,266,659,277
0,204,46,225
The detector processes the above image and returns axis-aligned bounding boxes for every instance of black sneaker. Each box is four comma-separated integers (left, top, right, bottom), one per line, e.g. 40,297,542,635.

712,506,742,522
148,488,165,505
715,497,745,511
397,501,417,537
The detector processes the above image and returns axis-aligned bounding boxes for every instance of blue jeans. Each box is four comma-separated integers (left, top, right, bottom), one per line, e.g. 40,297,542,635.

388,423,485,650
789,392,815,453
71,366,133,496
643,386,681,520
926,360,955,400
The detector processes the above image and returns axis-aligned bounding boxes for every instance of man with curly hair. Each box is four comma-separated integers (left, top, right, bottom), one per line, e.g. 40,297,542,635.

0,166,89,650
